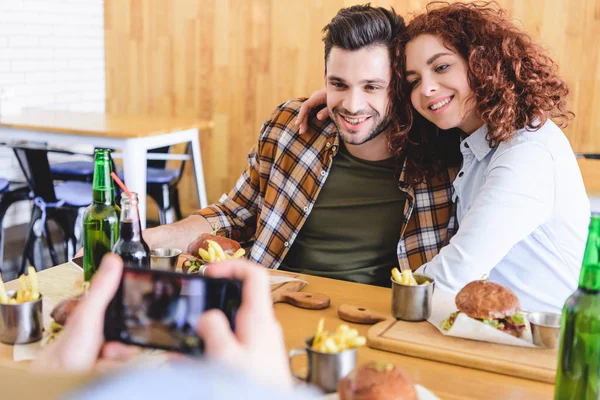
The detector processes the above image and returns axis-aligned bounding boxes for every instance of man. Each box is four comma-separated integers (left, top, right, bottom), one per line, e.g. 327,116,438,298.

145,5,458,286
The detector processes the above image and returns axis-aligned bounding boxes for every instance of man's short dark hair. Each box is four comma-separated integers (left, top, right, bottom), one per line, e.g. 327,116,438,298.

322,4,405,66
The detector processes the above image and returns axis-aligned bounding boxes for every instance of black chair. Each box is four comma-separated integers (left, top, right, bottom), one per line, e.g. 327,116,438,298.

50,160,95,182
12,143,92,273
0,178,29,271
53,145,188,225
145,144,189,224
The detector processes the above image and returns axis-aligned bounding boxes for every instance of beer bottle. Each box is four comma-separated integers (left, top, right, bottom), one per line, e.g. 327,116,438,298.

82,149,120,281
112,192,150,269
554,214,600,399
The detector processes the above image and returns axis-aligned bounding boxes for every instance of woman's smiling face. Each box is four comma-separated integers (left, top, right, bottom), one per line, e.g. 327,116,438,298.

405,34,482,134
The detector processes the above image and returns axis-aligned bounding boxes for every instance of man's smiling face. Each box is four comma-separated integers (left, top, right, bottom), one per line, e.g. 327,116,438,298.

325,45,392,145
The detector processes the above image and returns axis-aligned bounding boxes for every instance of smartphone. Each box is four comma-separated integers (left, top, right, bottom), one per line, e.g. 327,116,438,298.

104,267,242,355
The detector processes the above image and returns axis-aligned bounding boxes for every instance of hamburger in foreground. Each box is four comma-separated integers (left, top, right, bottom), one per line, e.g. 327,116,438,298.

338,362,417,400
441,280,526,337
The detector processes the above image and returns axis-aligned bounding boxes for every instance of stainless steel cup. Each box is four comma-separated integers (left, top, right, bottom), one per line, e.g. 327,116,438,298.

288,335,357,393
0,291,43,344
150,248,182,271
527,311,561,349
391,274,435,321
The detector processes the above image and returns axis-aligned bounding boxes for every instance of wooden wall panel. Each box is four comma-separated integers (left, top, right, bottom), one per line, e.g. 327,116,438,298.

105,0,600,217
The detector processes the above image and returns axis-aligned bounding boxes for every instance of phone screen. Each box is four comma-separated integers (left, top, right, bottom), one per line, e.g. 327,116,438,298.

104,267,242,355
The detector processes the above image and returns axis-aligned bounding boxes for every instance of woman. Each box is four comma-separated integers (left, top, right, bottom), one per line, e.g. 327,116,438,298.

297,2,590,313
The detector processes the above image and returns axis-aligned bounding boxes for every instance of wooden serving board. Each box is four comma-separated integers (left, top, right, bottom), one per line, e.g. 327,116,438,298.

176,256,326,307
367,319,557,383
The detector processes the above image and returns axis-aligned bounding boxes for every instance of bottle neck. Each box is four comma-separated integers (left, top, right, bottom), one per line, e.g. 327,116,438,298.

120,193,142,241
579,215,600,292
92,149,115,205
579,264,600,292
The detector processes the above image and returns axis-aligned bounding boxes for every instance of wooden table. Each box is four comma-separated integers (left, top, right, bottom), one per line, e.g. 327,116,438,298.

0,109,213,228
0,263,554,399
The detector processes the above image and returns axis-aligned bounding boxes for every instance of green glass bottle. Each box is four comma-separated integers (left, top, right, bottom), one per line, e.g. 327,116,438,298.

82,149,120,281
555,214,600,399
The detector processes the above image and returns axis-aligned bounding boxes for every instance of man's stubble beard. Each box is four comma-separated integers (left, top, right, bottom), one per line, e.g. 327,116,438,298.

332,111,393,146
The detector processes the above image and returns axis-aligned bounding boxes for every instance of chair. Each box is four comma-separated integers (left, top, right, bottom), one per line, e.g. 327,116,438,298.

145,144,189,224
11,143,92,273
50,160,95,182
53,145,188,225
0,178,30,270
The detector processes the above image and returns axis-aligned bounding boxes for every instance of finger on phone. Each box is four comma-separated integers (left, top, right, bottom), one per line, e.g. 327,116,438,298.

197,309,239,356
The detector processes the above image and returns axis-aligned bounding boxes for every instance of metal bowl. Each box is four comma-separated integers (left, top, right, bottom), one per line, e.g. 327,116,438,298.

150,248,182,271
527,311,562,349
391,274,435,322
0,291,43,344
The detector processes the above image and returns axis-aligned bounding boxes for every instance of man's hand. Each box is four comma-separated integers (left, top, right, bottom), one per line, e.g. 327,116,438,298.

142,214,214,251
295,88,329,134
197,259,293,391
32,254,141,372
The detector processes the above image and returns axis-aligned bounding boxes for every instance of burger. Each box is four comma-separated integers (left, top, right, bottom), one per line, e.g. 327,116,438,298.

183,232,242,273
42,295,82,345
186,232,241,257
338,362,417,400
440,280,526,337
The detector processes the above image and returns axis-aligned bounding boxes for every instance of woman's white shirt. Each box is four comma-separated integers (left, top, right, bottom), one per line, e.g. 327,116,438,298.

416,120,590,313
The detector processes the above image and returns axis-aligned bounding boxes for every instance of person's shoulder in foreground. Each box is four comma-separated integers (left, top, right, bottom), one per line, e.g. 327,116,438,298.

66,362,317,400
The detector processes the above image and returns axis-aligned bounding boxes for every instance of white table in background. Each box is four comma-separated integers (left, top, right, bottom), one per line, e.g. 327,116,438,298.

0,109,212,228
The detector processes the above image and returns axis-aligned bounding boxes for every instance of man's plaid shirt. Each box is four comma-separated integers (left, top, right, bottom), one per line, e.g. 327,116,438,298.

196,99,458,272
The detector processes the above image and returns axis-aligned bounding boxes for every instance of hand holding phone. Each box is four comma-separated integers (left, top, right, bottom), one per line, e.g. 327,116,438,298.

35,254,292,391
104,267,243,355
199,261,293,390
33,254,140,372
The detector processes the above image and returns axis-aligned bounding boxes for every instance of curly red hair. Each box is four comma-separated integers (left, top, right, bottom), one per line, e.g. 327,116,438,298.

390,1,573,183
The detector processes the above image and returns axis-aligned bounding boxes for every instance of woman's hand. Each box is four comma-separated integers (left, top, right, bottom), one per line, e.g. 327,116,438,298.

295,88,329,134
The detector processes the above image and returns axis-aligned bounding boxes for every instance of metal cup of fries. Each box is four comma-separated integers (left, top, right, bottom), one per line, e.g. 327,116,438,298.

391,272,435,322
289,335,358,393
288,319,364,393
0,267,43,344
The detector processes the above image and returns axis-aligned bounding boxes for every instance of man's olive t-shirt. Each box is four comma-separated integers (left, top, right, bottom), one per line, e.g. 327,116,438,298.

280,142,406,286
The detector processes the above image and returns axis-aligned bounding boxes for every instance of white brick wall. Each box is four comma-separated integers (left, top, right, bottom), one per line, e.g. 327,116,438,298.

0,0,105,113
0,0,105,227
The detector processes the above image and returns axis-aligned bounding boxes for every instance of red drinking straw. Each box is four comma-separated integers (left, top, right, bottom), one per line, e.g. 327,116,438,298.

110,172,132,198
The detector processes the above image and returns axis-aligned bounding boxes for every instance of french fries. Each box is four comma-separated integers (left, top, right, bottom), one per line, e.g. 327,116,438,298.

186,240,247,274
391,267,429,286
199,240,246,263
0,267,41,305
311,318,366,353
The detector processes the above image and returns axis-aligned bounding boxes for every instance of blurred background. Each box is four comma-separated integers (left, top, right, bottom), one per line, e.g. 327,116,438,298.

0,0,599,272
